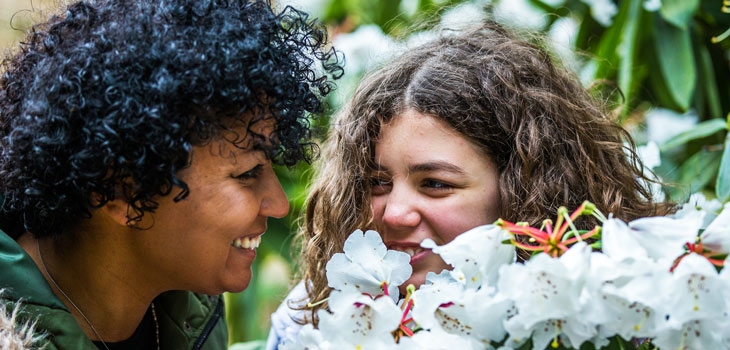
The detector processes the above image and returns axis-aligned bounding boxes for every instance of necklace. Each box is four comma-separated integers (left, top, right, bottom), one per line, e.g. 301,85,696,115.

151,302,160,350
37,240,161,350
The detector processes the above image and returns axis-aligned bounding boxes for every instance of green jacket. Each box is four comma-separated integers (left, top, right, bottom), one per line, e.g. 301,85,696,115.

0,230,229,349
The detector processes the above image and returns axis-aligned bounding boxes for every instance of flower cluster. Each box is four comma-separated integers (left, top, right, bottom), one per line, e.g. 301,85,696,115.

282,194,730,349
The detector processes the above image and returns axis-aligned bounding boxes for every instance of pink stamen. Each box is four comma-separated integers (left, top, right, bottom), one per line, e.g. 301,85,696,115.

671,241,727,272
498,203,602,258
399,324,414,337
401,299,414,323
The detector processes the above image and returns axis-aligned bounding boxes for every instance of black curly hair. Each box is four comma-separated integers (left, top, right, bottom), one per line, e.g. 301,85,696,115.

0,0,343,239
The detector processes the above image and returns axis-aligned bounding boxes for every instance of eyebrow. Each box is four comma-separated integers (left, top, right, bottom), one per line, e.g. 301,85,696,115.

373,161,466,175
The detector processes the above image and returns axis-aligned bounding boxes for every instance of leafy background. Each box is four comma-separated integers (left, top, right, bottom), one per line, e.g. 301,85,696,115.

1,0,729,346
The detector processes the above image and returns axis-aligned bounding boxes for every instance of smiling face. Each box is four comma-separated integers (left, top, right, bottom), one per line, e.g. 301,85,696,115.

133,118,290,295
370,109,501,294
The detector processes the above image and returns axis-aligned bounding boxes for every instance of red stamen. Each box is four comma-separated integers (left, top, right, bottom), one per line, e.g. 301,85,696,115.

399,324,414,337
512,240,548,252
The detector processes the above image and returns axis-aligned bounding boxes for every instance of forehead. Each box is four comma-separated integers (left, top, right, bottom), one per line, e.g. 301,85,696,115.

378,110,466,145
374,110,491,166
187,116,275,163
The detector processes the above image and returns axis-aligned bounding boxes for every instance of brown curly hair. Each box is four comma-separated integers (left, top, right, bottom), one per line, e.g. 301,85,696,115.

294,21,672,325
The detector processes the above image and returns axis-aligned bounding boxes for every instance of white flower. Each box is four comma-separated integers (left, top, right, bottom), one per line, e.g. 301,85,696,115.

636,141,665,201
548,17,580,74
586,252,669,342
493,0,548,30
399,327,486,350
307,196,730,349
499,243,597,349
664,254,728,325
645,108,698,145
411,271,512,346
601,213,702,263
278,324,327,350
326,230,412,299
652,319,726,350
699,203,730,253
643,0,661,12
581,0,618,27
637,141,661,170
330,25,399,108
651,254,730,349
307,289,404,349
440,2,487,31
675,192,723,228
332,25,396,76
420,225,515,289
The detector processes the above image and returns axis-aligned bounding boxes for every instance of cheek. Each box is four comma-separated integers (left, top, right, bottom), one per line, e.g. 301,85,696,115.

432,202,496,243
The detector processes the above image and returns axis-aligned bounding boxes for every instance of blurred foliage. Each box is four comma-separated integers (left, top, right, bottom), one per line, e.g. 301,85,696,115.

321,0,471,36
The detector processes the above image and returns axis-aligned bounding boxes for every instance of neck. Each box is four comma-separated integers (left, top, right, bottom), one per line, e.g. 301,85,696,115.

18,233,157,342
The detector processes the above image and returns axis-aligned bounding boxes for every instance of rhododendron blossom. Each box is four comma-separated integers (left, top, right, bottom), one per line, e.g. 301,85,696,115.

325,229,412,300
286,200,730,350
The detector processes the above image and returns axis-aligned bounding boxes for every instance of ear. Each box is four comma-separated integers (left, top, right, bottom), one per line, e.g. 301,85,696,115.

97,197,136,228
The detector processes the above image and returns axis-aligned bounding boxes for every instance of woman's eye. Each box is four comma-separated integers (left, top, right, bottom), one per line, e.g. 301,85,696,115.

235,164,263,181
422,179,453,190
369,177,391,195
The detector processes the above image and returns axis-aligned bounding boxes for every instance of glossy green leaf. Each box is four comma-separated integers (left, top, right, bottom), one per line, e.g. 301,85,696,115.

654,18,696,112
716,121,730,202
591,0,628,80
373,0,403,34
697,40,723,118
678,147,722,194
616,0,643,118
660,0,700,29
660,118,728,151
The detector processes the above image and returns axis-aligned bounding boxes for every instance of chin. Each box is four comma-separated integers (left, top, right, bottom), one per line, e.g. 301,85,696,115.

224,277,252,294
195,276,251,295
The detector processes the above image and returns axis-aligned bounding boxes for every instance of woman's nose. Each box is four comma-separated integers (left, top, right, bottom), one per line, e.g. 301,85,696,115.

380,186,421,230
260,166,290,219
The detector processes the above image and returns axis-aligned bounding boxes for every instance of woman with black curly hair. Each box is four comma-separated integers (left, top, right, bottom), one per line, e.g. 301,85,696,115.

0,0,342,348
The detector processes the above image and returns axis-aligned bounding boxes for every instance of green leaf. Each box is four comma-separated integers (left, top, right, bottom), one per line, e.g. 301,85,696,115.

616,0,643,119
716,126,730,202
660,118,728,151
373,0,403,34
592,0,629,80
659,0,700,29
653,18,696,112
697,39,723,118
678,147,722,194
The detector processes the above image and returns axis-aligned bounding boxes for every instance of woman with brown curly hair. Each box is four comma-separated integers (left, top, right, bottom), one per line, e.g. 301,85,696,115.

267,21,671,348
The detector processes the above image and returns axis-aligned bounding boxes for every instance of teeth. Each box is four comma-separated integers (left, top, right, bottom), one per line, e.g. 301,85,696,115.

394,247,422,258
231,236,261,249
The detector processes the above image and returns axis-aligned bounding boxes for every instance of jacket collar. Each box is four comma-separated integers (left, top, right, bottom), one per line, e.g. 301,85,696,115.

0,230,227,349
0,229,67,310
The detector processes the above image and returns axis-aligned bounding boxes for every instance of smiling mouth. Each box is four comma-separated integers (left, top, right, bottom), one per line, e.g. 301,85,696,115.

231,235,261,249
390,246,426,259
